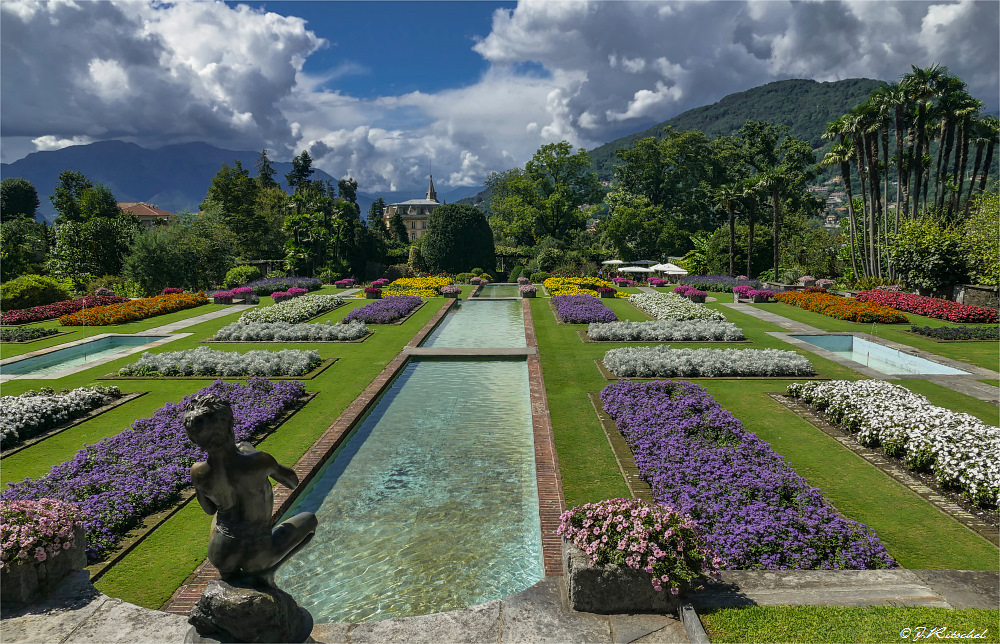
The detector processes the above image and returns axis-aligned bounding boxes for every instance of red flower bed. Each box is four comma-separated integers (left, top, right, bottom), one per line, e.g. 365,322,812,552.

58,293,208,326
775,291,908,323
856,290,998,324
1,295,130,325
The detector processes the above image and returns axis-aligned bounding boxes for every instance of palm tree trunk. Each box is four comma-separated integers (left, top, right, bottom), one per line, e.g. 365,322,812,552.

728,205,736,276
964,141,985,217
842,163,860,279
978,140,995,192
912,105,926,218
772,185,781,282
951,121,969,217
746,216,755,278
854,134,871,276
933,118,949,211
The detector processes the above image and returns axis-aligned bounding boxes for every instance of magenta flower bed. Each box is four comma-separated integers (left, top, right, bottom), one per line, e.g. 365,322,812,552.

334,278,356,289
552,294,618,324
271,291,292,303
287,287,308,297
161,287,183,295
1,295,130,325
342,295,422,324
600,379,896,570
673,285,694,296
0,378,305,562
371,278,390,288
856,290,998,323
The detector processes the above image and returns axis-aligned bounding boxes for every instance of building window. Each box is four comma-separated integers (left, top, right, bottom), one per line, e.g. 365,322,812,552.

421,221,426,229
411,221,415,229
410,232,415,241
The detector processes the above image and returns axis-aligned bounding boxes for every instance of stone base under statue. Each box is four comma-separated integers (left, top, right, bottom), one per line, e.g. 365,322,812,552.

186,580,313,643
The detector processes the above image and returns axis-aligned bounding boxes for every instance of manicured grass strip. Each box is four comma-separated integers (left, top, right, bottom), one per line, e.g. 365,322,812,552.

88,299,447,608
705,380,998,570
750,301,999,372
700,606,999,643
530,297,630,507
893,379,1000,426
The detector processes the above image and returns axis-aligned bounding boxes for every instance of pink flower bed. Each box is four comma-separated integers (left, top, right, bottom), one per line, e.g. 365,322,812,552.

856,291,998,324
1,296,130,325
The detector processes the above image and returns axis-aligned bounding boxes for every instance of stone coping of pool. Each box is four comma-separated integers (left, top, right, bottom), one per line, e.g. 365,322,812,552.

0,332,194,382
0,391,148,460
404,346,536,357
577,329,752,344
772,392,999,546
594,358,825,382
769,331,1000,381
97,358,338,381
201,330,374,344
83,392,318,584
0,329,77,344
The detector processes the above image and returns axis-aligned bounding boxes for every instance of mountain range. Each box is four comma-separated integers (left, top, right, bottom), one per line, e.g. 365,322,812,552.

4,77,993,222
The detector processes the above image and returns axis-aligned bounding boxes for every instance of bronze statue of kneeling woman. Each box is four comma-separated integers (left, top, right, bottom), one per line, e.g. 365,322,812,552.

183,394,318,588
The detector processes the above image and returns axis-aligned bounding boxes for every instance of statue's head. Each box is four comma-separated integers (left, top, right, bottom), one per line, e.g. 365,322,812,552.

184,394,235,451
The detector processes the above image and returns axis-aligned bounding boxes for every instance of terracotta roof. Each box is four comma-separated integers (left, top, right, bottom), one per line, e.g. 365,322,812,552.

118,202,176,219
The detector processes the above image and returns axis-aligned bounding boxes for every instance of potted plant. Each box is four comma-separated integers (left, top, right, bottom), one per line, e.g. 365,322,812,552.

558,498,720,614
230,287,254,304
687,288,707,303
365,287,382,299
520,284,537,298
1,499,88,606
596,286,616,299
213,290,234,305
749,288,774,303
441,285,461,299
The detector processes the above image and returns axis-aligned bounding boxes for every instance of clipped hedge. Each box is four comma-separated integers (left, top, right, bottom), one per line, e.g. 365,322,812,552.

1,275,74,311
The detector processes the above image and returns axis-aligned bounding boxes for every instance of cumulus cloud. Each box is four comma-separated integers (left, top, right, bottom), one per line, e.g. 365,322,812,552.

1,0,997,195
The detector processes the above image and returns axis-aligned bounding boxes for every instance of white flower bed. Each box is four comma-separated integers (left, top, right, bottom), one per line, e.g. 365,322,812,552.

588,319,745,342
214,320,369,342
604,346,814,378
628,292,727,322
116,346,321,377
788,380,999,507
1,386,122,449
238,294,344,324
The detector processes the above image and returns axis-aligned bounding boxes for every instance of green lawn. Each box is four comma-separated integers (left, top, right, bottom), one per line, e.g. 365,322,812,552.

701,606,999,643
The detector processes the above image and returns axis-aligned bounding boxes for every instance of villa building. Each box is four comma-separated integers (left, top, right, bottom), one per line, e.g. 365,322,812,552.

382,176,440,241
118,202,176,228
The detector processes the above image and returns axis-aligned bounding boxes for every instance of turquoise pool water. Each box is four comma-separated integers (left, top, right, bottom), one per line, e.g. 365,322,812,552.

474,284,522,298
274,359,543,623
421,300,526,348
0,335,170,376
789,334,970,375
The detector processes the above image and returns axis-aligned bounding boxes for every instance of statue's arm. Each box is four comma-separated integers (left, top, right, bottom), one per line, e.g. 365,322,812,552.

190,464,218,515
263,453,300,490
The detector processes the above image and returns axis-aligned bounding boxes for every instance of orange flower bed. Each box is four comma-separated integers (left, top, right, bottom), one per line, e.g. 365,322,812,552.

774,290,908,324
58,292,209,326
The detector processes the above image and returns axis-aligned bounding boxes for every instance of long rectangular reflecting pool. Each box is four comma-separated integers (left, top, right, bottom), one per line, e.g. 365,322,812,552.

274,358,543,623
0,334,173,378
420,299,526,348
788,334,971,375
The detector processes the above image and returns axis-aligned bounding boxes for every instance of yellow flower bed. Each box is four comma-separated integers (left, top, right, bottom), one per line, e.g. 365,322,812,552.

543,276,618,297
387,276,454,297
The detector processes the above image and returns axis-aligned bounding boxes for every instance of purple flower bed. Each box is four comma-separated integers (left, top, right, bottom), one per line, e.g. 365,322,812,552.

242,276,322,296
341,295,422,324
552,294,618,324
600,379,896,571
675,275,760,293
0,378,305,562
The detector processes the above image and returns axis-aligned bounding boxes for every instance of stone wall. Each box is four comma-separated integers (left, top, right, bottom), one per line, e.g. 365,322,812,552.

954,285,1000,309
1,525,87,606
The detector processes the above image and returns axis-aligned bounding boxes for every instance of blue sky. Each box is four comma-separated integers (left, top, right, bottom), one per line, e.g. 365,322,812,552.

2,1,998,194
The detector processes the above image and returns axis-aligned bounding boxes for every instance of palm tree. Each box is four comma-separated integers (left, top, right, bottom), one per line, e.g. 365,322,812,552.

902,64,948,218
965,116,1000,216
712,183,744,276
821,142,860,278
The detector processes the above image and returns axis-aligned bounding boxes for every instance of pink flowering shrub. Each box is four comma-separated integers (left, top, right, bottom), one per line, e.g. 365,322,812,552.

230,287,253,298
161,287,183,295
371,279,391,288
856,290,998,324
733,285,753,298
271,291,293,303
815,279,835,289
364,287,382,295
1,498,86,569
286,287,308,297
517,277,531,285
558,498,720,594
687,288,707,298
440,285,462,295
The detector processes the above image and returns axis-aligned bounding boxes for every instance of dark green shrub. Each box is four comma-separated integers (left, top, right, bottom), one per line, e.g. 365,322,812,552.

471,268,484,276
509,265,524,282
530,271,551,283
0,274,74,310
223,265,262,288
384,264,407,281
456,272,475,283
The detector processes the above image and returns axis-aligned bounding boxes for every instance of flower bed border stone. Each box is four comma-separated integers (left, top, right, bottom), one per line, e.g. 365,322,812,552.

98,358,337,381
771,393,998,545
1,391,147,459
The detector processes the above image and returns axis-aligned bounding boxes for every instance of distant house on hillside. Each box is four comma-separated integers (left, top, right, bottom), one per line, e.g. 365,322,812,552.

118,202,176,228
381,176,441,241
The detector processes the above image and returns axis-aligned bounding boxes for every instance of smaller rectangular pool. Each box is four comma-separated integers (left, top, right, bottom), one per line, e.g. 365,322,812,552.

473,283,522,298
1,335,172,378
788,334,970,375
